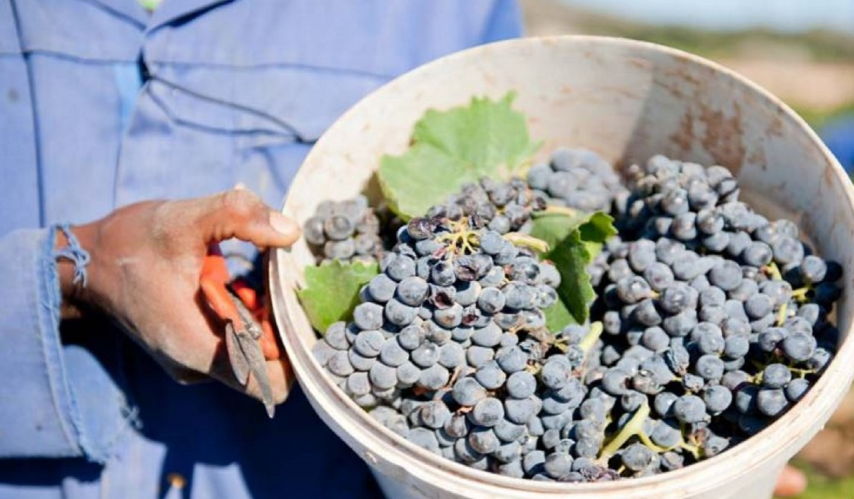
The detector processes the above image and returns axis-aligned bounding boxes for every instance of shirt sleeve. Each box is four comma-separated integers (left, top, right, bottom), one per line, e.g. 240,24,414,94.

0,228,131,463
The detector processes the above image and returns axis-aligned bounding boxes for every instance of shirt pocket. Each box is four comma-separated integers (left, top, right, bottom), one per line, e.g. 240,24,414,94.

146,64,390,147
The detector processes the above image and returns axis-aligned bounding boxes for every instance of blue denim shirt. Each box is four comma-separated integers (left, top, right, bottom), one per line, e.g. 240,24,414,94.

822,117,854,173
0,1,521,497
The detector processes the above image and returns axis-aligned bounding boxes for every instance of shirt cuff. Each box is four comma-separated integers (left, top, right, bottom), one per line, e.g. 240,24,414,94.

0,228,132,463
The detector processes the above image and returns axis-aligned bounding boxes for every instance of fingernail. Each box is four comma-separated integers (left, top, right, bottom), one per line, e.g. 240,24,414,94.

269,211,300,238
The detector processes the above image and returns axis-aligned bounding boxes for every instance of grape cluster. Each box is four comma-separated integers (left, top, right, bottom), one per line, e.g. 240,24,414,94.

527,148,629,214
307,151,842,483
427,177,547,235
303,195,385,263
313,213,615,479
583,156,841,469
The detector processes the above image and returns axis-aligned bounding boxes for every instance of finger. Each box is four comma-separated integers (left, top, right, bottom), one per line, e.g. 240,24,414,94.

238,357,294,405
259,317,282,359
161,334,293,405
147,349,214,386
264,356,295,404
206,340,295,405
198,189,300,248
172,368,213,386
774,465,807,497
258,252,284,360
191,278,293,405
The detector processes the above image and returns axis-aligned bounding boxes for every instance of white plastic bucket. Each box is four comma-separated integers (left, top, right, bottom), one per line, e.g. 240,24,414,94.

269,36,854,499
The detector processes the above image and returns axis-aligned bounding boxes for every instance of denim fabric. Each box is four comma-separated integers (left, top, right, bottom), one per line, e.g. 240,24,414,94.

0,0,522,497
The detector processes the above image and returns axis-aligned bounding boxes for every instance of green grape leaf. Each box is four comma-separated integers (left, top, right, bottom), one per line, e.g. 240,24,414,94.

379,147,477,219
543,299,575,333
547,229,595,328
536,211,617,331
579,212,619,246
530,209,616,250
297,260,379,333
530,208,586,249
378,92,541,220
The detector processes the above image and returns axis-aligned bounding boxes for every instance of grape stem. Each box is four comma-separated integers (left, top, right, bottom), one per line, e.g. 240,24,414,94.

525,363,542,376
776,302,788,327
680,442,702,460
597,403,703,465
764,262,782,281
598,403,650,462
436,221,479,255
580,321,604,354
751,356,816,381
504,233,550,253
636,431,671,453
531,205,578,219
514,158,537,178
679,425,703,460
790,367,817,378
446,366,463,388
791,287,810,302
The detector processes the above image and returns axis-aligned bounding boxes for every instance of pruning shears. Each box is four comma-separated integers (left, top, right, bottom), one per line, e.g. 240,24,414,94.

200,244,282,418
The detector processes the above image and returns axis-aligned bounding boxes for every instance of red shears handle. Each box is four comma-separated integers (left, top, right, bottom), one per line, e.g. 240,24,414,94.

200,246,282,360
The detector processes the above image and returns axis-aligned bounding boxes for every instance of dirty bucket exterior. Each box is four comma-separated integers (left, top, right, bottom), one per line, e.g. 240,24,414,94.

269,36,854,499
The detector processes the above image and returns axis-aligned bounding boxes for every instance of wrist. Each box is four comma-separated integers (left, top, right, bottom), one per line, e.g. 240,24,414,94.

55,223,98,319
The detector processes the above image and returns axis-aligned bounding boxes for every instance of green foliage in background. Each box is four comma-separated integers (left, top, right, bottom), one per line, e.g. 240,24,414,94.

792,101,854,129
781,462,854,499
587,24,854,64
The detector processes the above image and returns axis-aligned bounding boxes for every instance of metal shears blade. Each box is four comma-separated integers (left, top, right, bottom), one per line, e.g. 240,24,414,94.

200,249,276,418
225,290,276,418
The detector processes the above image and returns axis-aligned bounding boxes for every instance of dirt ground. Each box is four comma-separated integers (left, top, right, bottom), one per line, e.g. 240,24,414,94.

717,59,854,113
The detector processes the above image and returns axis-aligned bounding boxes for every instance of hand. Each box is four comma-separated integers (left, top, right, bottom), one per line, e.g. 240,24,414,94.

58,190,300,404
774,464,807,497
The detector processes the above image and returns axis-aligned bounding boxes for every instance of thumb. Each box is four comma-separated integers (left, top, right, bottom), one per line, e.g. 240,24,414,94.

198,189,300,248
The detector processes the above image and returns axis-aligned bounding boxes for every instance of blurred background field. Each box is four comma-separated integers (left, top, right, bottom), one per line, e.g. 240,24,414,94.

520,0,854,176
519,1,854,496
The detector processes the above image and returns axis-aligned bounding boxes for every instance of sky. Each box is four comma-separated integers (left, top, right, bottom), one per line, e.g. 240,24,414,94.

560,0,854,33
